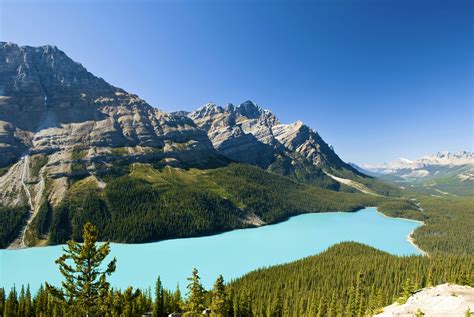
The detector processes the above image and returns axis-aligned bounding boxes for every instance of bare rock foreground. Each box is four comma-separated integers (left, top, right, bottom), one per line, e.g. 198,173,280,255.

376,283,474,316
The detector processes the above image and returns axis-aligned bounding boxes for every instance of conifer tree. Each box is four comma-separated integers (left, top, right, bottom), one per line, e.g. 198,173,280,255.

4,287,17,317
0,287,4,316
426,270,433,287
18,285,25,316
34,285,47,316
316,296,326,317
210,275,227,316
46,222,116,316
398,278,415,304
172,283,182,313
186,268,205,316
25,285,32,317
153,276,165,317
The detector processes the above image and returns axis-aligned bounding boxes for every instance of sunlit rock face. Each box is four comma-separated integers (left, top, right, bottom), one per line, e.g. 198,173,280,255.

189,100,353,171
189,101,281,167
0,42,218,168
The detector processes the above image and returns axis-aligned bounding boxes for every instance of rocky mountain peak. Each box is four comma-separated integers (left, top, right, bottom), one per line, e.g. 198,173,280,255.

192,102,224,118
235,100,263,118
1,42,115,101
421,151,473,164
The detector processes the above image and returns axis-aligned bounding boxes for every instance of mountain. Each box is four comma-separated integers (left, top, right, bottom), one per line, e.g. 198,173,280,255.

363,151,474,174
0,42,220,168
361,151,474,196
0,42,365,193
0,42,390,249
188,101,366,189
189,101,355,171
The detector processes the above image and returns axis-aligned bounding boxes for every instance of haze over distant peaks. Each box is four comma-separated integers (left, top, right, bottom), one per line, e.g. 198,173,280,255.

352,151,474,197
362,151,474,173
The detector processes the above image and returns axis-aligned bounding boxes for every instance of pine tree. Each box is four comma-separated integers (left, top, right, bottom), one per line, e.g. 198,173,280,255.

18,285,25,316
210,275,227,316
4,286,17,317
34,285,47,316
324,291,334,316
46,222,116,316
426,269,433,287
398,278,415,304
316,296,326,317
173,283,183,313
186,268,205,316
0,287,5,316
25,285,32,317
153,276,165,317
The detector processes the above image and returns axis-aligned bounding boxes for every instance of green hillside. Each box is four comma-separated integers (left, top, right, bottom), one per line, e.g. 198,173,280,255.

228,242,474,316
26,163,393,246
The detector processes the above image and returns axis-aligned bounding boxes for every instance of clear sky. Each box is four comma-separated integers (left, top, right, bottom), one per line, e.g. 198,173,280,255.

1,0,473,164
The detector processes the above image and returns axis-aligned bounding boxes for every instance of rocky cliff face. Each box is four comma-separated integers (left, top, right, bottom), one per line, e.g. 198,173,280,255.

0,42,219,170
189,102,282,168
189,101,357,174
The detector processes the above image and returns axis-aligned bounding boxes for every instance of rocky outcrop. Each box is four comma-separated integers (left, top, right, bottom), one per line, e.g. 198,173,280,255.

376,283,474,317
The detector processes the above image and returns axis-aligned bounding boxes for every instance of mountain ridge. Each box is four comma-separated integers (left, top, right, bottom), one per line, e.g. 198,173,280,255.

0,42,363,193
362,151,474,173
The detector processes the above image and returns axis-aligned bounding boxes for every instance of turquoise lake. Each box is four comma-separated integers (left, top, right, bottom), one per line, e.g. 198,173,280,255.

0,207,422,292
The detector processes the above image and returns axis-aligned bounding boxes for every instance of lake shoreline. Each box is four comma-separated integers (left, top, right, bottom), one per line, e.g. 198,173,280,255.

374,208,427,256
3,205,367,251
3,206,428,255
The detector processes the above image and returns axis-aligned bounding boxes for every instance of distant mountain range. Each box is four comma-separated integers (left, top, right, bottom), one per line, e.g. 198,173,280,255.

352,151,474,196
360,151,474,173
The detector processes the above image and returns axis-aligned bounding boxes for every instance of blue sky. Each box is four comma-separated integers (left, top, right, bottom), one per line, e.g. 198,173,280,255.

1,0,472,164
